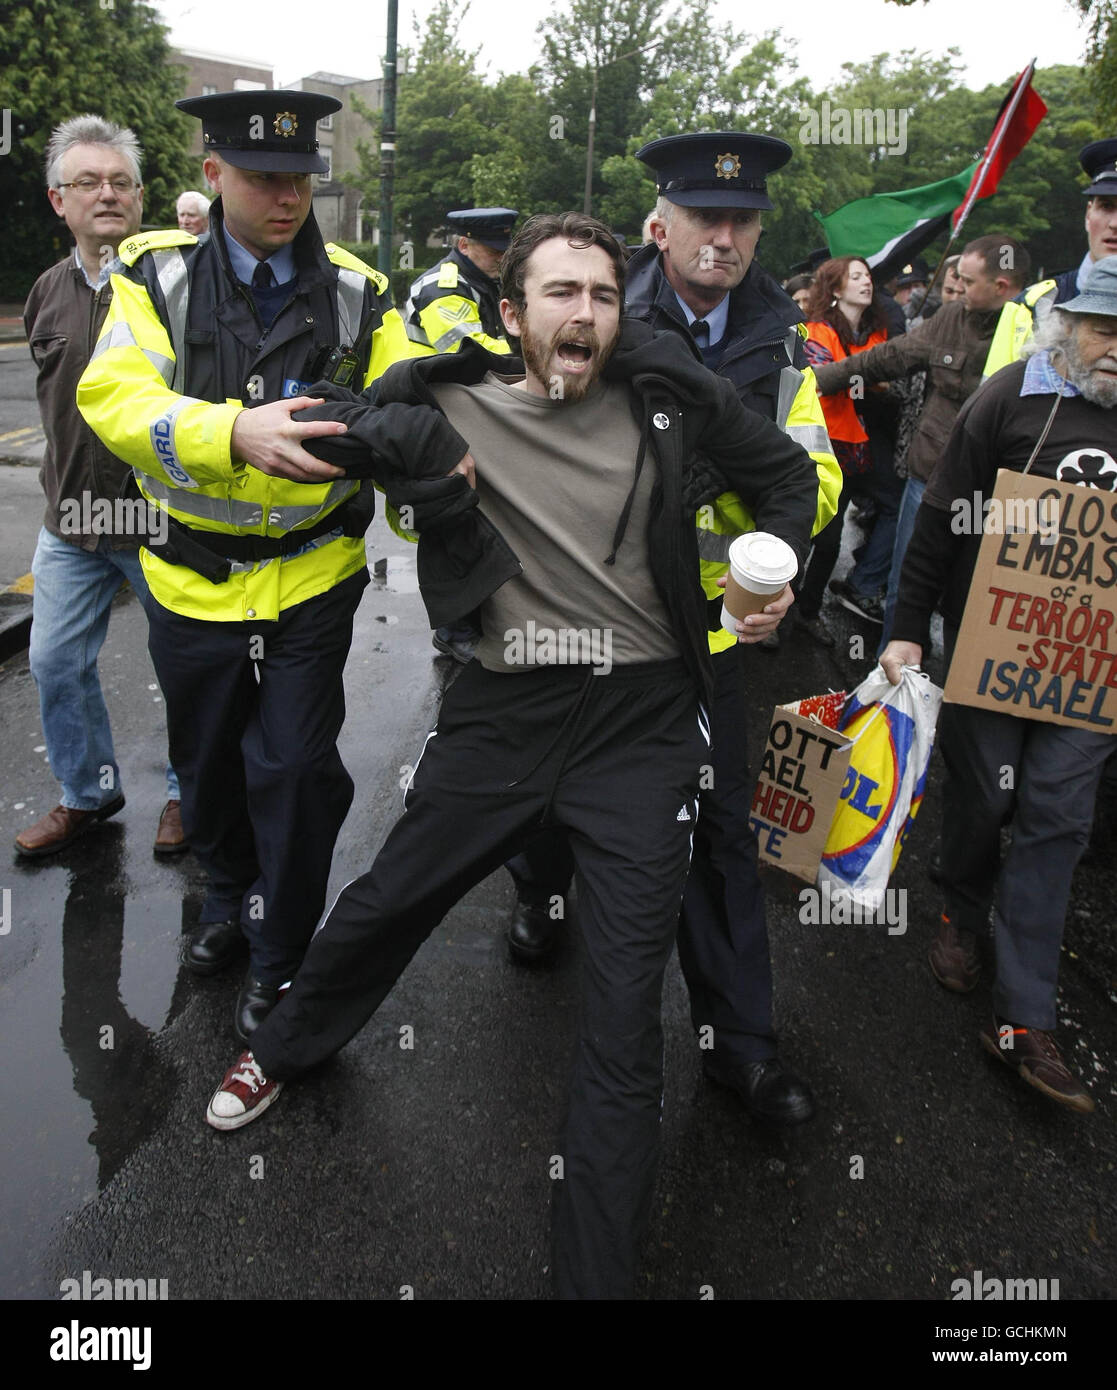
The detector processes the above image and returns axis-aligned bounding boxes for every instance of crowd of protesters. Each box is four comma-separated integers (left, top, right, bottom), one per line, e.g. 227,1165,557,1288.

16,89,1117,1297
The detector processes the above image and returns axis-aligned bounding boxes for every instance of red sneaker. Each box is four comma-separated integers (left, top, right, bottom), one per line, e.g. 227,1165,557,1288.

206,1051,283,1131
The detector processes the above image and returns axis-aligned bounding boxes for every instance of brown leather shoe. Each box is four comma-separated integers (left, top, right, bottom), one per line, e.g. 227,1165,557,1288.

981,1019,1096,1114
153,799,188,855
14,794,125,858
928,913,980,993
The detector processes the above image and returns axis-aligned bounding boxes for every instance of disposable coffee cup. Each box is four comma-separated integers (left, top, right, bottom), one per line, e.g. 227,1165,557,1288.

721,532,798,633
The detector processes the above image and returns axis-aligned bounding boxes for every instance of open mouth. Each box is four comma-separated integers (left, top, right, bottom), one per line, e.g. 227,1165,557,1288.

556,341,593,369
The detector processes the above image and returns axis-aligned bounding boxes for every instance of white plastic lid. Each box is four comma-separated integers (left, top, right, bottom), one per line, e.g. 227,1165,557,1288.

728,531,798,583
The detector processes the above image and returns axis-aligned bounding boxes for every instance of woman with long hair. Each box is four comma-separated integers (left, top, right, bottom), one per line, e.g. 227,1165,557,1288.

796,256,904,640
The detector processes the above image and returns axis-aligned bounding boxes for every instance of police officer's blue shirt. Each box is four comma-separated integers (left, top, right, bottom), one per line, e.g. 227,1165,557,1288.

222,225,296,288
671,289,729,346
223,226,296,330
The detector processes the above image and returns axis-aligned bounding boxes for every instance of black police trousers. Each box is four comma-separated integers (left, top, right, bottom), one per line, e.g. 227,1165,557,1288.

249,656,708,1299
510,642,778,1062
145,569,367,982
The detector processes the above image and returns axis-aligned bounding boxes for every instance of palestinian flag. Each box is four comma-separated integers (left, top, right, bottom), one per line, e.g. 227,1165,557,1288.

815,164,979,283
952,60,1047,231
815,62,1047,284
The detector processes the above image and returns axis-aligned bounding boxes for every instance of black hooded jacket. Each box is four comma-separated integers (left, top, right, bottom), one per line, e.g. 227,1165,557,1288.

302,319,816,705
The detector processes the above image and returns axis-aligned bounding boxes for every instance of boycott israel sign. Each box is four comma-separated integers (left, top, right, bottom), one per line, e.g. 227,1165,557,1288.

751,699,852,883
944,469,1117,730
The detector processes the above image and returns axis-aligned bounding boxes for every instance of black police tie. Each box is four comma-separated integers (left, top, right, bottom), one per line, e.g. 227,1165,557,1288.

252,261,275,289
692,319,710,350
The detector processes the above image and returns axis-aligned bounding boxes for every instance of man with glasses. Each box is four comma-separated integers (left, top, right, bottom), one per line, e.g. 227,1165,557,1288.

17,115,185,859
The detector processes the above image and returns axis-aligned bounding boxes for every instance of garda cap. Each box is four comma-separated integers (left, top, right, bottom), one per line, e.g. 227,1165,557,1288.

788,247,830,277
636,131,792,210
176,89,340,173
895,256,930,288
1080,138,1117,198
446,208,519,250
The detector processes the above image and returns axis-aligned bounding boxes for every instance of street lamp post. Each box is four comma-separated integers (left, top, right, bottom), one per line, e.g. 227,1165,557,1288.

582,36,663,218
583,62,599,216
378,0,398,277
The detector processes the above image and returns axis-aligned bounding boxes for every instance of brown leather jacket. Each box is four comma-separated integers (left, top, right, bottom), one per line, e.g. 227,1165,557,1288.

24,254,136,550
811,301,1003,483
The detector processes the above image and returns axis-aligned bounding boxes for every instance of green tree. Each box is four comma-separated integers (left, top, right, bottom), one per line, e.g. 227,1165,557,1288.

532,0,665,213
801,54,1099,282
882,0,1111,123
346,2,551,269
597,17,825,271
0,0,194,299
947,65,1103,278
1072,1,1117,115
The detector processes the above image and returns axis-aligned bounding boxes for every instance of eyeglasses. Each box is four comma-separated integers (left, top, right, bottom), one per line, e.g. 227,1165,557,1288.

57,178,140,195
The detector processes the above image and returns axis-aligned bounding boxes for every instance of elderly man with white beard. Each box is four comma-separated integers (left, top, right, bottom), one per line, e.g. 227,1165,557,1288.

880,255,1117,1115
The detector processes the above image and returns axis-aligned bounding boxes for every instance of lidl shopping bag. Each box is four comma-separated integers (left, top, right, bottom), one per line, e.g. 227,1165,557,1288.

819,664,943,912
752,690,852,883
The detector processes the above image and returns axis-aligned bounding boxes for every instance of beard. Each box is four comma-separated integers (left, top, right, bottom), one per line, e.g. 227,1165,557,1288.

516,314,619,404
1059,332,1117,408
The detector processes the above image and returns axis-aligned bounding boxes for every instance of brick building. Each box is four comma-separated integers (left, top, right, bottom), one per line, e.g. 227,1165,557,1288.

171,51,384,247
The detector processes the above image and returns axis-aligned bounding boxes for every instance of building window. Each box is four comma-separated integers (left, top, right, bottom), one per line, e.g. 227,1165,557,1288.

320,113,333,130
202,84,217,96
319,150,332,181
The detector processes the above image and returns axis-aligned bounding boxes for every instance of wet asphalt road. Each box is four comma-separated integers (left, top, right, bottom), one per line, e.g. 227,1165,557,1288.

1,510,1115,1313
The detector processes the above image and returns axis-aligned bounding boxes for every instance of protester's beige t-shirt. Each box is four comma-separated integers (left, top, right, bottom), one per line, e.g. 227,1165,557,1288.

430,372,678,672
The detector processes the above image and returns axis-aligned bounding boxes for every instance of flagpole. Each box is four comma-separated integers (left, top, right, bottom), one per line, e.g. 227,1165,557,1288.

918,59,1036,308
953,58,1036,239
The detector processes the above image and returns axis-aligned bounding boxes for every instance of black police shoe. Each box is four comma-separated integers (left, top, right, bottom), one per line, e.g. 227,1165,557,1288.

184,919,246,976
432,629,477,665
235,974,290,1045
704,1057,816,1126
507,899,562,965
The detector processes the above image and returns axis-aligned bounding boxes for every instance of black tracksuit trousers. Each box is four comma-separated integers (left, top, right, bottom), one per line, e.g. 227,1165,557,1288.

510,643,778,1061
249,656,708,1299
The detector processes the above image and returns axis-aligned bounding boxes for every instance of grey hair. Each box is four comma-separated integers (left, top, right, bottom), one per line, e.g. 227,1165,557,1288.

1020,303,1075,360
44,114,143,189
654,195,674,226
177,189,211,214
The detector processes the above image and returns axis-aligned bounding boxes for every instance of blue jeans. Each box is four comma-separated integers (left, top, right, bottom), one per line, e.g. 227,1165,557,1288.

29,528,178,809
879,476,926,651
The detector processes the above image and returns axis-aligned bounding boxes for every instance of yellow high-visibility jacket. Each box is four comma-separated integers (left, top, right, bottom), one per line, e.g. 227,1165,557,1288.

404,249,511,355
77,211,421,623
697,338,841,653
982,281,1054,379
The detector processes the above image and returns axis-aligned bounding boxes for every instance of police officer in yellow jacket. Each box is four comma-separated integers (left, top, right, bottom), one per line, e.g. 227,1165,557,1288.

405,207,517,355
504,133,841,1126
77,90,427,1042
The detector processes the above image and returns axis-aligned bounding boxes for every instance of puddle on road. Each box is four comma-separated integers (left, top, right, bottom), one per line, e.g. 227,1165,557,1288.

0,833,203,1296
369,554,419,594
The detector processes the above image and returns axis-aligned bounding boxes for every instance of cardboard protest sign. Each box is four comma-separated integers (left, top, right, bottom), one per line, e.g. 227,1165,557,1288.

751,695,852,883
944,470,1117,732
